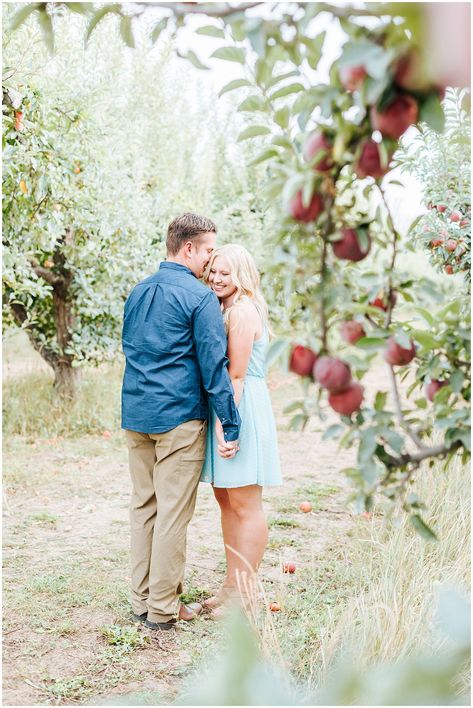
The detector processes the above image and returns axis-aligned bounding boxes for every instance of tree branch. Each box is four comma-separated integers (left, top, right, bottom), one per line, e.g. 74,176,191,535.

29,258,63,286
130,2,263,18
387,364,427,450
387,440,462,469
8,299,59,370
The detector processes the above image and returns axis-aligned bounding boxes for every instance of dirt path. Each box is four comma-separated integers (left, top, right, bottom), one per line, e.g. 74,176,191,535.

2,365,387,705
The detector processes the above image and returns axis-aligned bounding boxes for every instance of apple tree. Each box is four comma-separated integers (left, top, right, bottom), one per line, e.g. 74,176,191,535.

10,2,471,532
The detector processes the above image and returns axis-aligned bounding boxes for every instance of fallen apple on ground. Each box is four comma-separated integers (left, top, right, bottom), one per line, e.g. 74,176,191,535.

282,562,296,574
299,501,312,513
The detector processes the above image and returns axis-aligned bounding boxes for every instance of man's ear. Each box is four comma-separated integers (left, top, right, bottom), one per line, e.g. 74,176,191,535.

184,240,194,255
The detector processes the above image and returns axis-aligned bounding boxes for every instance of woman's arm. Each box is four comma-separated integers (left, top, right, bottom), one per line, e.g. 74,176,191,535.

226,303,261,406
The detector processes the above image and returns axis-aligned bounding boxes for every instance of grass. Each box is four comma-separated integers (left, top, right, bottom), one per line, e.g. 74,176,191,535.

3,332,470,704
3,359,123,438
252,452,470,697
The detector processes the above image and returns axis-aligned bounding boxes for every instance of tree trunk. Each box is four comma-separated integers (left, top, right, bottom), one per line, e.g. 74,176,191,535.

52,360,79,399
9,229,77,399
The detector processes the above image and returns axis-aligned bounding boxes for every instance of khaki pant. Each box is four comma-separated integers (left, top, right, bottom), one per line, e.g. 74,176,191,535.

125,419,207,623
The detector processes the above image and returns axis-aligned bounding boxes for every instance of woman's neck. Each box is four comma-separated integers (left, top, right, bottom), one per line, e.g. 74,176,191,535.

221,293,237,310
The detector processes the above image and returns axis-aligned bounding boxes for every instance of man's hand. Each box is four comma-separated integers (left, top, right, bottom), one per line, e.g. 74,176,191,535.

215,419,239,459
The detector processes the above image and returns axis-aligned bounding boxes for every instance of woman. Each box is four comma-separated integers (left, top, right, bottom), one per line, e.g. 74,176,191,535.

200,243,282,617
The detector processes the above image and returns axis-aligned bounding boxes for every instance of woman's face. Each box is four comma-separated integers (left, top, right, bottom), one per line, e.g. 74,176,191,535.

208,255,237,300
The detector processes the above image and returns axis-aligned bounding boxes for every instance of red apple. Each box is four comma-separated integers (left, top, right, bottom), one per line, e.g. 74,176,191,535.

425,379,448,401
283,562,296,574
394,49,429,91
384,336,416,366
288,191,323,223
459,219,469,228
102,430,112,438
436,205,447,213
370,94,419,140
328,381,364,415
444,264,454,274
269,602,281,612
303,132,333,172
450,211,461,222
355,139,390,179
339,64,367,91
14,111,23,132
299,501,312,513
314,356,351,392
332,228,371,262
369,291,397,311
340,320,366,344
289,345,318,377
445,239,458,252
430,238,443,248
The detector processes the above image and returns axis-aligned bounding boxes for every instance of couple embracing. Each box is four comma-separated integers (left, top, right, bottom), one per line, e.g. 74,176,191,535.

121,213,281,630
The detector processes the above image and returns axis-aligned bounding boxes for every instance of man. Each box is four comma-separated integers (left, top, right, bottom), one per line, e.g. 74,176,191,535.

121,213,240,631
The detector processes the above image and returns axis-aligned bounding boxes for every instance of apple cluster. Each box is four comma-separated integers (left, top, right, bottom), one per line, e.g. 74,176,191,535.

286,46,445,228
289,290,448,413
424,203,469,275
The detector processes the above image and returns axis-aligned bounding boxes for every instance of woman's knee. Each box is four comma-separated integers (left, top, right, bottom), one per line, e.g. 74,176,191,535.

227,486,262,518
213,486,232,510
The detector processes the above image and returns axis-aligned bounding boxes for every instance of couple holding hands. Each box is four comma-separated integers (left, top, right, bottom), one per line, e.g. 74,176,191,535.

121,213,281,630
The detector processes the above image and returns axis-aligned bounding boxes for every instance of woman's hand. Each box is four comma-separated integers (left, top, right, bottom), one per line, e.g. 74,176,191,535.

215,418,239,459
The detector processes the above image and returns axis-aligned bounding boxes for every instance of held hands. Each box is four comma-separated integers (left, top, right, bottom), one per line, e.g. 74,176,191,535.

215,419,240,459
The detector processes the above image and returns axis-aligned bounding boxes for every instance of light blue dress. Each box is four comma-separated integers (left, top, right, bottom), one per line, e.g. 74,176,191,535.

200,328,282,488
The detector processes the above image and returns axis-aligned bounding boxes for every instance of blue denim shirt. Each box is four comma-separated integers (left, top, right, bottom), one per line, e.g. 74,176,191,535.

121,261,240,441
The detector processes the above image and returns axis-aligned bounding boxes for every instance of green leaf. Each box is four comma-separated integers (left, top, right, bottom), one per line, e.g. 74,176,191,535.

196,24,225,38
66,3,92,13
283,401,304,414
151,17,168,44
86,4,120,42
237,95,267,112
413,306,435,326
410,514,438,541
420,93,445,133
265,337,290,368
211,46,246,64
449,370,464,393
394,329,412,349
237,125,271,141
274,106,290,129
383,429,404,454
250,148,279,166
358,428,377,463
322,423,344,441
413,331,438,351
415,397,428,409
356,336,386,350
268,70,300,88
38,9,54,54
218,78,251,97
180,50,209,71
9,3,40,31
374,391,387,411
269,83,305,101
120,16,135,48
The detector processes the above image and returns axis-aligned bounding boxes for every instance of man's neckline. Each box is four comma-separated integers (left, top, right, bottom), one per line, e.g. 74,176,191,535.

160,261,196,278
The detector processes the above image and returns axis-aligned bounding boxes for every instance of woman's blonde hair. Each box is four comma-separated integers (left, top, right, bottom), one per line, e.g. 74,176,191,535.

203,243,269,331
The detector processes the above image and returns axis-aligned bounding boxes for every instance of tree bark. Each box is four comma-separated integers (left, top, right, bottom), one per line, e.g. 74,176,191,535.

8,229,78,399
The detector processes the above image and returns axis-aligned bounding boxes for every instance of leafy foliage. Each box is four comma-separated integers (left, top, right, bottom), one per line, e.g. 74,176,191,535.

396,88,471,282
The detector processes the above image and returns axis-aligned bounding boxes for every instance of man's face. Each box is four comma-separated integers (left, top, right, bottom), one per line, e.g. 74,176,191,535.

188,231,217,278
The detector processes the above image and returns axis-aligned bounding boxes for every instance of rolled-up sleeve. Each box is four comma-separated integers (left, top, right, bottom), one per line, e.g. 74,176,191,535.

192,292,241,441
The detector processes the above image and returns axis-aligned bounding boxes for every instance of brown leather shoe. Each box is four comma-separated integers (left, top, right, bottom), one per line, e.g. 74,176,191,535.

178,602,203,621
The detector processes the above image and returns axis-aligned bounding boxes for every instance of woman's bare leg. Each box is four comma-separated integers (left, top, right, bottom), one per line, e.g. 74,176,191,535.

226,484,268,596
205,486,240,607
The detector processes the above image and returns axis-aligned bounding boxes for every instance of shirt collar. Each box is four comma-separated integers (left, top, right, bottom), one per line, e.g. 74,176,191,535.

159,261,196,278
